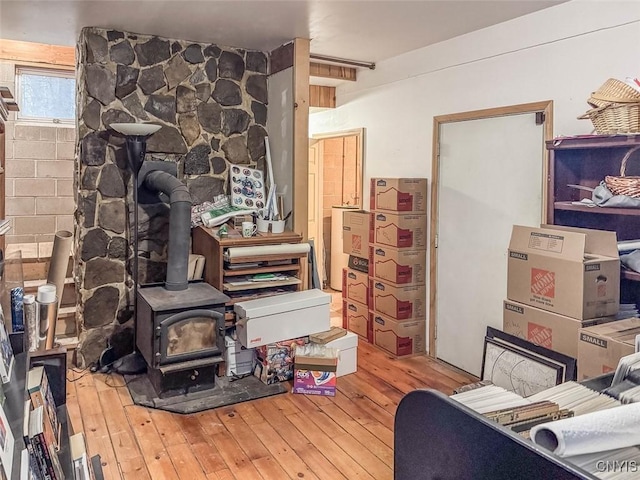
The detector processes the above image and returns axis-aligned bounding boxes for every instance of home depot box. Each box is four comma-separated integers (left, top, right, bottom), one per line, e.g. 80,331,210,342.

577,318,640,380
369,245,427,286
372,212,427,249
235,289,331,348
343,210,371,257
325,331,359,376
507,225,620,320
502,300,616,359
370,178,428,213
342,268,369,305
348,254,369,274
293,345,339,396
371,312,426,357
369,278,427,320
253,337,308,385
342,299,372,342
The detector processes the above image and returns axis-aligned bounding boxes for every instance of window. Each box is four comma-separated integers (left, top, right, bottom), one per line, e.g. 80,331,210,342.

16,67,75,123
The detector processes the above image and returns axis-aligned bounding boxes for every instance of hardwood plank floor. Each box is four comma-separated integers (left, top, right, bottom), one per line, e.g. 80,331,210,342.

66,341,475,480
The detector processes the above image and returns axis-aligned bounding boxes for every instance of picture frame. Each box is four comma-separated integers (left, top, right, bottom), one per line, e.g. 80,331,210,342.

481,337,563,397
0,401,14,479
485,326,577,382
0,305,14,385
27,347,67,407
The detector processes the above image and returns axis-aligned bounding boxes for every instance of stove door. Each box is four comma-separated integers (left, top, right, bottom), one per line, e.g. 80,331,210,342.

158,309,224,366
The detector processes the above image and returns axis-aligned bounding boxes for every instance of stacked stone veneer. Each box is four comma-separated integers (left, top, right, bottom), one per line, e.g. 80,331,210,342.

75,27,268,366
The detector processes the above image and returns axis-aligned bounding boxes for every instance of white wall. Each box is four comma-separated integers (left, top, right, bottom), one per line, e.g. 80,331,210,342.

266,68,294,219
308,0,640,355
310,0,640,182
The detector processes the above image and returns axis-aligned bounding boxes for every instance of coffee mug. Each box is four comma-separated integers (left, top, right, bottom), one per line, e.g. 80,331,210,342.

242,221,257,238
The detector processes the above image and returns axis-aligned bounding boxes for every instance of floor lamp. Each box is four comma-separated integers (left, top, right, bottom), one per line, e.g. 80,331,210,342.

108,123,161,374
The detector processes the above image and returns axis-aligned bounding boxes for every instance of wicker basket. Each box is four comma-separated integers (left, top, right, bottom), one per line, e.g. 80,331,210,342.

605,146,640,197
587,78,640,108
578,102,640,134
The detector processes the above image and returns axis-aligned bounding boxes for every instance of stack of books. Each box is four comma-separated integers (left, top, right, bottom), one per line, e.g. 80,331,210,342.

22,366,64,480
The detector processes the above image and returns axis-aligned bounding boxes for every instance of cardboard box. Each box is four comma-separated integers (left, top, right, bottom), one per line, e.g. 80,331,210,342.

326,330,359,376
293,346,339,396
372,212,427,249
235,289,331,348
253,337,308,385
369,245,427,286
343,210,371,257
369,278,427,320
578,318,640,380
342,299,372,342
224,335,255,377
348,254,369,274
507,225,620,320
342,268,369,305
370,178,428,213
502,300,616,359
371,312,426,357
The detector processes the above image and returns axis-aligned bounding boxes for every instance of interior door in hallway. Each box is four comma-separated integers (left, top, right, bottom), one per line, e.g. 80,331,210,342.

308,139,324,285
433,103,551,376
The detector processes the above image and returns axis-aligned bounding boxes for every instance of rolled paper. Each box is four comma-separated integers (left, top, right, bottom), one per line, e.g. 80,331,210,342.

10,287,24,333
23,295,37,352
47,230,73,310
531,402,640,457
36,284,58,350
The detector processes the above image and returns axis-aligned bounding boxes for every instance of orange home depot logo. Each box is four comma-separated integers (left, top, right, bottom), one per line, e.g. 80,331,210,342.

531,268,555,298
527,322,552,349
352,234,362,252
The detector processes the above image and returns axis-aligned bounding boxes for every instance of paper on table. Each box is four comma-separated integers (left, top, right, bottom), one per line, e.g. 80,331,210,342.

226,243,310,259
531,402,640,457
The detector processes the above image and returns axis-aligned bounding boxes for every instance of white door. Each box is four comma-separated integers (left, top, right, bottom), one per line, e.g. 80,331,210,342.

435,110,547,376
308,140,324,285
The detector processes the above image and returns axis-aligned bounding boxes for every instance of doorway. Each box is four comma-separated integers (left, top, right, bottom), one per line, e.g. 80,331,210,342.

308,129,364,290
430,102,553,376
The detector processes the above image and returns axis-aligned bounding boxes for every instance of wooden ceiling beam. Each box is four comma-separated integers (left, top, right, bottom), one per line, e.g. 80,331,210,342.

309,85,335,108
0,39,75,67
309,62,356,82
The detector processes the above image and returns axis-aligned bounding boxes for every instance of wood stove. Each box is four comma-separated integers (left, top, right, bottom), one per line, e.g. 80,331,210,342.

136,282,229,397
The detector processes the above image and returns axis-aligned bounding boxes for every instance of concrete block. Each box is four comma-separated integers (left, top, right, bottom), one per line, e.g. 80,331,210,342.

15,178,56,196
57,127,76,142
14,141,56,159
6,159,36,178
56,141,76,160
6,198,35,216
37,160,74,178
36,197,75,215
13,216,56,235
56,179,74,197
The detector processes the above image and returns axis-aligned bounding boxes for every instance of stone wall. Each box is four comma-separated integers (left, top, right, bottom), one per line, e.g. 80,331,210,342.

75,27,268,366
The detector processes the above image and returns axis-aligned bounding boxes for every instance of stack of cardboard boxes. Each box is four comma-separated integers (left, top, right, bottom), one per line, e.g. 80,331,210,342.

342,177,428,357
503,225,621,376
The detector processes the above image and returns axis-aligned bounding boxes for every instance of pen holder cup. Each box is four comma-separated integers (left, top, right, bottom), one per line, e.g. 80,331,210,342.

257,218,285,234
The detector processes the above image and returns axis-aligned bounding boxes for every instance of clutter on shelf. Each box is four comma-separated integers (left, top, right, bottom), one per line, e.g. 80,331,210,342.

578,77,640,134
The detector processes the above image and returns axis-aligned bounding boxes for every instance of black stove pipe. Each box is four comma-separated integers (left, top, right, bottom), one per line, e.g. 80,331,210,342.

142,170,191,291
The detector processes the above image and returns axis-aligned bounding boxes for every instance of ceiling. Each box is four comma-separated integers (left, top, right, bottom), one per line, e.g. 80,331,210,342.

1,0,566,66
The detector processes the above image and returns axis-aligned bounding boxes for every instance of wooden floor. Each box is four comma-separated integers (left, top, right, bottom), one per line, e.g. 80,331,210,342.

65,341,475,480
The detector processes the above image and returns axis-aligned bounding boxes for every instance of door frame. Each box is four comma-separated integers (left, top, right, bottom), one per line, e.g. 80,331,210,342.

309,128,365,288
428,101,553,357
311,127,366,207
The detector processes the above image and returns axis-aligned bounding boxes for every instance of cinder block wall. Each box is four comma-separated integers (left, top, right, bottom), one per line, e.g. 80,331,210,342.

0,60,76,249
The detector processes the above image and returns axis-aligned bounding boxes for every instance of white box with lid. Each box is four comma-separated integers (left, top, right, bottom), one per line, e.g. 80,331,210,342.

234,289,331,348
325,331,359,376
224,335,255,377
